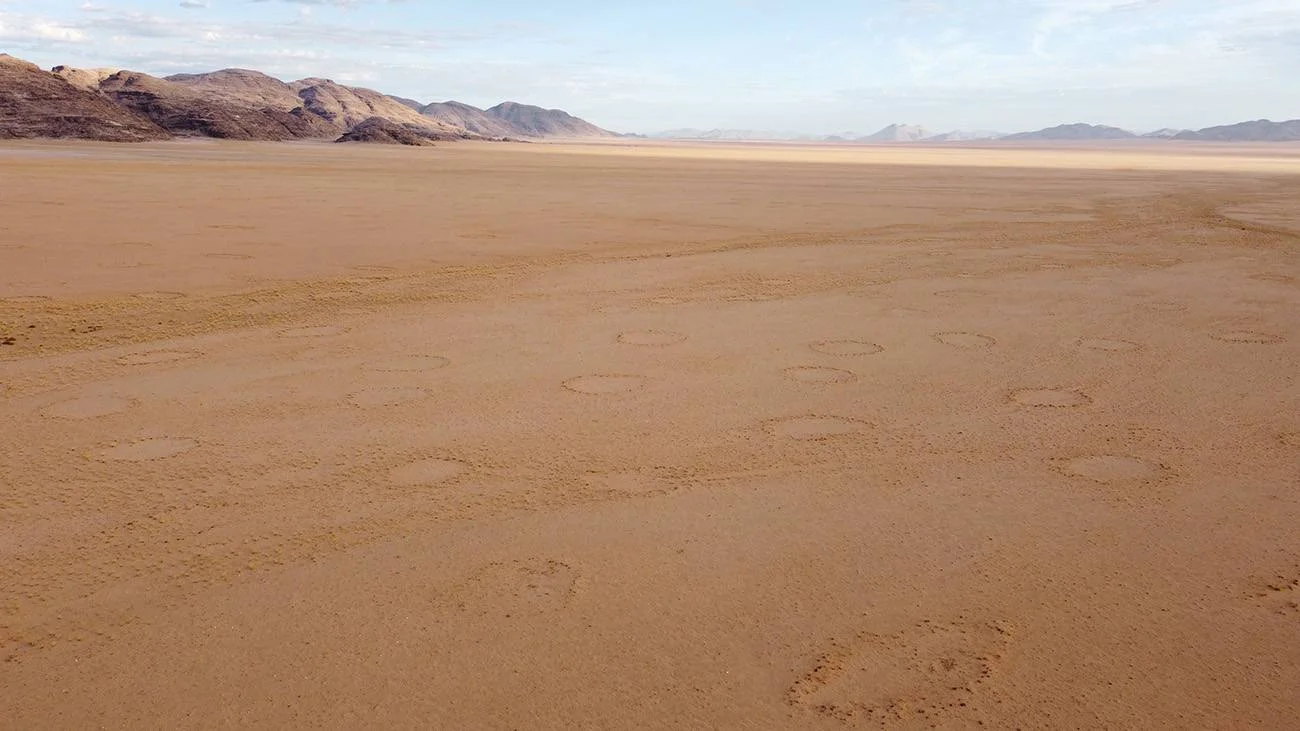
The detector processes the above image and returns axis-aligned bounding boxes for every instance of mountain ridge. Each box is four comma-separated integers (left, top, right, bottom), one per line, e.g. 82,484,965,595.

0,53,618,144
484,101,618,139
652,120,1300,143
0,54,169,142
419,100,520,139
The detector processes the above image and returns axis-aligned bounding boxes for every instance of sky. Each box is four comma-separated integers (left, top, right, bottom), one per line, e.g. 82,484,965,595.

1,0,1297,135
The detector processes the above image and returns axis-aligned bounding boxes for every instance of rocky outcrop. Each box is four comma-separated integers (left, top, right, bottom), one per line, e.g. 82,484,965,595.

0,55,168,142
334,117,440,145
50,65,121,91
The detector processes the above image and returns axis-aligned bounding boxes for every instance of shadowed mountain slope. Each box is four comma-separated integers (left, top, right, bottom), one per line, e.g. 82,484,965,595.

0,55,168,142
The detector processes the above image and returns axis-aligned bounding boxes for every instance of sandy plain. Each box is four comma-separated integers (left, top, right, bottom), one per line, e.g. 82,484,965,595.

1,139,1298,728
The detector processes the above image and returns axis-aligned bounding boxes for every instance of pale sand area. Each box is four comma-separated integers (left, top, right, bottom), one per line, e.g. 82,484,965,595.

1,140,1297,728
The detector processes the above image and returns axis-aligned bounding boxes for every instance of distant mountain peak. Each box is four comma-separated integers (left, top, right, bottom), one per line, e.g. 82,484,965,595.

484,101,616,139
1173,119,1300,142
863,123,929,142
1001,123,1135,141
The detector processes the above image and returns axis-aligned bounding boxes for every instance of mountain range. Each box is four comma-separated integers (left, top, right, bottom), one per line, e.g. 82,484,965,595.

0,53,618,144
3,53,1298,145
654,120,1300,143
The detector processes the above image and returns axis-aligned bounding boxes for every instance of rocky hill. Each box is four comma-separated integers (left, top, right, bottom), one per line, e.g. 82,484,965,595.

420,101,520,139
290,78,466,138
164,69,306,112
1175,119,1300,142
1002,123,1136,141
97,71,337,141
335,117,441,145
862,124,930,142
163,69,464,139
0,55,168,142
485,101,617,138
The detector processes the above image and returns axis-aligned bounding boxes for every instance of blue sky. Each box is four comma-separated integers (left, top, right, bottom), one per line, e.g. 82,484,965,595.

1,0,1297,134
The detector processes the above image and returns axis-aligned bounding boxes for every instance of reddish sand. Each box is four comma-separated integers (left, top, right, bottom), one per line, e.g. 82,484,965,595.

1,140,1298,728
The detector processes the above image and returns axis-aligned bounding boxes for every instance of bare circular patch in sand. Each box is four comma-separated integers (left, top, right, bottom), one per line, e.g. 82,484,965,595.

563,374,645,394
618,330,687,346
43,395,133,420
1211,330,1283,344
389,457,467,486
765,415,869,441
204,252,254,260
367,355,451,372
1010,388,1090,407
933,331,996,348
787,619,1011,722
1079,338,1140,352
1060,455,1161,483
586,470,678,496
348,386,431,408
279,325,347,338
811,340,883,356
783,366,855,384
133,291,186,301
116,350,199,366
92,437,198,462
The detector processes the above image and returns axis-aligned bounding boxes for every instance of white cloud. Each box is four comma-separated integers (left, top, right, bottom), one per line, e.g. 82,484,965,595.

0,13,88,43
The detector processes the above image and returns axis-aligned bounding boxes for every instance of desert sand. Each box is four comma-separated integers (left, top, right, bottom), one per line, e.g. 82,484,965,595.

1,140,1298,728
